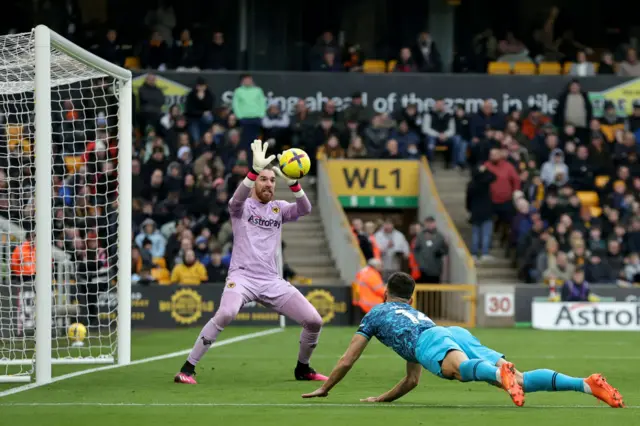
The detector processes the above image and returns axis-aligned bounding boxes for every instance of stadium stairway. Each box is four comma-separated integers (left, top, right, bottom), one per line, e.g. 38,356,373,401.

432,166,518,284
275,183,343,286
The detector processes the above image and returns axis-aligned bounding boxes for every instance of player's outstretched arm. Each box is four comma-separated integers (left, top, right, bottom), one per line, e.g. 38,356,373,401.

301,334,369,399
361,362,423,403
229,140,275,217
273,163,311,222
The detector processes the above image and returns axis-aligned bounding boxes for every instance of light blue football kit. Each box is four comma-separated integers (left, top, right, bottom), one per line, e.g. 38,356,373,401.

357,302,587,393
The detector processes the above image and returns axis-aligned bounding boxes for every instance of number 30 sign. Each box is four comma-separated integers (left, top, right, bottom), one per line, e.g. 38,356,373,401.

484,293,514,317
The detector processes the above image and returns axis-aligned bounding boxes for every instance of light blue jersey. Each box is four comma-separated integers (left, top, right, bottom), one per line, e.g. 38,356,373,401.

356,302,436,363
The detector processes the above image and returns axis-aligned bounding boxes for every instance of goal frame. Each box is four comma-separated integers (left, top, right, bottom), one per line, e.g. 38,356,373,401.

0,25,132,384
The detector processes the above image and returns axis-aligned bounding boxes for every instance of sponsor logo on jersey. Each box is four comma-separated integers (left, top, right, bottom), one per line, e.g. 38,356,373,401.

248,214,281,229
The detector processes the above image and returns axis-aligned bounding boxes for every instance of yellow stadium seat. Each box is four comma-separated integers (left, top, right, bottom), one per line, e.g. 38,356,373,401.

387,60,397,72
488,62,511,75
576,191,599,208
594,63,599,73
152,268,171,285
64,156,84,174
124,56,141,70
590,206,602,217
152,257,167,269
363,60,386,73
435,145,449,152
513,62,536,75
595,175,610,188
538,62,562,75
563,62,573,74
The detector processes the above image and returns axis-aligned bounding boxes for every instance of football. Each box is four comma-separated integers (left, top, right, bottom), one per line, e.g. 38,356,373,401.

68,322,87,347
279,148,311,179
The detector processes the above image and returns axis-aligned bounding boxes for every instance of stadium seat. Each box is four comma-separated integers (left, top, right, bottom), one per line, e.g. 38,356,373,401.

435,145,449,152
387,60,397,72
488,62,511,75
64,156,84,174
363,60,386,73
576,191,599,208
152,268,171,285
563,62,573,74
538,62,562,75
595,175,610,188
590,206,602,217
594,62,600,73
513,62,536,75
152,257,167,269
124,56,141,70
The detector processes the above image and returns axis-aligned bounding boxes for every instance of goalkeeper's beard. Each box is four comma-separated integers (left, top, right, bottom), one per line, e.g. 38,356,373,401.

253,184,274,203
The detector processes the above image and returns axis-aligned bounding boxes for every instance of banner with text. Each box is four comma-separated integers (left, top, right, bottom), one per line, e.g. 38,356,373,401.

515,285,640,324
326,159,419,208
532,302,640,331
97,284,352,328
132,72,640,118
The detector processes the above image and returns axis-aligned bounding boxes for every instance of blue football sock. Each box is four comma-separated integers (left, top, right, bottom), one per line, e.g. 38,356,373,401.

523,369,585,393
459,359,499,383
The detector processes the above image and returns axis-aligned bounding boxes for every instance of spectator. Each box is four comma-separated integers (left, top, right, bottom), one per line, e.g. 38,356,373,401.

535,237,559,282
544,251,574,285
346,136,368,159
540,148,569,187
413,31,442,72
413,217,448,283
567,145,595,190
317,134,345,159
561,267,591,302
618,48,640,77
202,32,231,70
144,0,176,45
135,218,167,257
170,249,208,285
568,51,596,77
352,258,385,316
394,48,418,72
137,73,165,133
597,51,616,75
343,92,371,127
585,253,615,284
290,100,319,152
310,31,339,69
554,80,592,143
453,105,471,168
185,78,215,143
484,148,521,226
262,102,291,151
374,219,410,280
232,74,266,155
141,31,170,71
352,218,374,260
624,252,640,284
173,29,200,71
599,101,625,144
10,232,35,283
391,120,420,159
363,114,390,158
521,106,551,141
497,31,528,57
99,29,124,67
627,100,640,135
206,249,228,283
317,50,343,72
556,30,592,62
466,164,496,261
470,100,505,142
422,99,455,166
342,43,364,72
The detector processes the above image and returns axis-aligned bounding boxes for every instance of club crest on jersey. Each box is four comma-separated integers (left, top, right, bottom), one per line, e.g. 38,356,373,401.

272,206,280,214
247,214,281,229
226,282,236,288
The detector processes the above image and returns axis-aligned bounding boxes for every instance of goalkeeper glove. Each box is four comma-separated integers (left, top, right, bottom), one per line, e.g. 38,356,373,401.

275,154,298,187
250,139,275,174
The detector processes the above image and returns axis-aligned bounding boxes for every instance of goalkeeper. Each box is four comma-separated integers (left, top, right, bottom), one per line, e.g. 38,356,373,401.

174,140,328,384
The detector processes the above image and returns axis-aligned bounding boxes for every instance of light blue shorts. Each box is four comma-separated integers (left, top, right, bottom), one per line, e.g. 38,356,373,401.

415,326,504,379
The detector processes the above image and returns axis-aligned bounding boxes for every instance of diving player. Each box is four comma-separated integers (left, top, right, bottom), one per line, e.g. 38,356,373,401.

302,272,624,408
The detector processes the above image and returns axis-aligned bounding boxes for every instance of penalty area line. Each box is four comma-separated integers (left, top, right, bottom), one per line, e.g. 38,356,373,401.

0,402,638,409
0,328,283,399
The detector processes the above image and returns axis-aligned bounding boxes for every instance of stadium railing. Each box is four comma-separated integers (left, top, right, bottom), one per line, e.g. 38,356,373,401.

418,157,477,286
317,158,367,285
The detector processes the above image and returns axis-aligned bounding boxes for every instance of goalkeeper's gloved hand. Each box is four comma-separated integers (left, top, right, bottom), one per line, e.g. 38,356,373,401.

275,154,298,187
250,139,275,174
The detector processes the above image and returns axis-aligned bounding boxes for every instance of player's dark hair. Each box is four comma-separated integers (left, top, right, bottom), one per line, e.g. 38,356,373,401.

386,272,415,300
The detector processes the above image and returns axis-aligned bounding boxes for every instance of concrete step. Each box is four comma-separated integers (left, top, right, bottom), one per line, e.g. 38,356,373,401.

476,268,518,281
287,254,334,267
293,266,341,279
282,229,326,239
474,257,513,268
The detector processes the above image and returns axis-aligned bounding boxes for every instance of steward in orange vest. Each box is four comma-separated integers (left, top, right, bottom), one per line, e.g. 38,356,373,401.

352,258,385,314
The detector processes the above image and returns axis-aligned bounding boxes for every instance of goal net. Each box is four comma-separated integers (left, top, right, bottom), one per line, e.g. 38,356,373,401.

0,26,132,384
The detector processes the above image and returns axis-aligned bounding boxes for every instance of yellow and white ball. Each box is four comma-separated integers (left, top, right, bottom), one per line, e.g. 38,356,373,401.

68,322,87,346
279,148,311,179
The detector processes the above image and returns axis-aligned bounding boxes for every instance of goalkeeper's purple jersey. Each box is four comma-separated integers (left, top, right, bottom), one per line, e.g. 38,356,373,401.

227,181,311,280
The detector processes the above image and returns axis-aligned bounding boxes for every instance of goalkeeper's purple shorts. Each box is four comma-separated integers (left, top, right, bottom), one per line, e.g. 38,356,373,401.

223,272,298,310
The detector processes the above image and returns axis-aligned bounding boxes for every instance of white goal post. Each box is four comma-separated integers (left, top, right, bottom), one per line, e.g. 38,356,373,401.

0,25,132,384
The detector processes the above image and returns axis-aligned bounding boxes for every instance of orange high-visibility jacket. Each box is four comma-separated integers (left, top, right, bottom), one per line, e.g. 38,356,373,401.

369,234,381,260
352,265,385,313
408,237,421,280
11,241,35,276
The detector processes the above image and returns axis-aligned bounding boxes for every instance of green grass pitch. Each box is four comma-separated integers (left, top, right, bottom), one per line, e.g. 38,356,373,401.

1,327,637,426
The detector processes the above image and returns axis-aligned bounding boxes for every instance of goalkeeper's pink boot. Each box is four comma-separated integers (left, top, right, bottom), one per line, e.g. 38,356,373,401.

174,372,197,384
295,364,328,381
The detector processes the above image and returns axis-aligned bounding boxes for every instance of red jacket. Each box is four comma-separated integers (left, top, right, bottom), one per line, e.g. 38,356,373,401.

484,160,521,204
